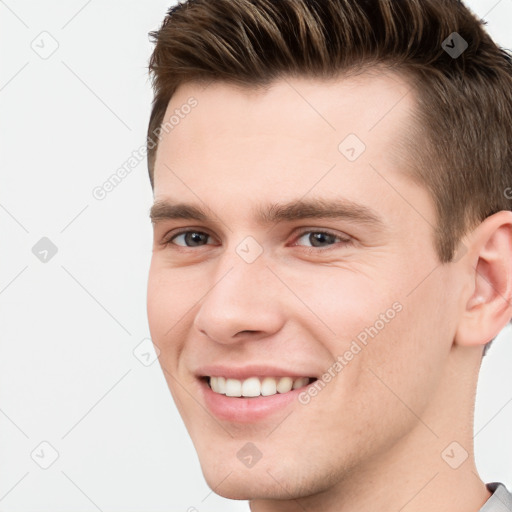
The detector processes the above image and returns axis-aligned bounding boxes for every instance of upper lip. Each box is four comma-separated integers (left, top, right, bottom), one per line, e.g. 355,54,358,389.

195,364,317,380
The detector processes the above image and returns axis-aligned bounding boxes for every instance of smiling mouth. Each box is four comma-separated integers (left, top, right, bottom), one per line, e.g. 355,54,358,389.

202,376,317,397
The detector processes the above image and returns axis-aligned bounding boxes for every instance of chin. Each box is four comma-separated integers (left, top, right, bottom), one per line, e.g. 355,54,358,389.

197,451,334,502
201,467,288,501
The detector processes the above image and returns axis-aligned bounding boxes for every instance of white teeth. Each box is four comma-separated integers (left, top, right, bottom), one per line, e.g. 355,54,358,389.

242,377,261,397
217,376,226,394
260,377,277,396
208,376,312,397
276,376,293,393
225,378,242,397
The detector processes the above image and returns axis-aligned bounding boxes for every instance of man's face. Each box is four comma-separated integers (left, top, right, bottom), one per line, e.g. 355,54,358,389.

147,72,463,499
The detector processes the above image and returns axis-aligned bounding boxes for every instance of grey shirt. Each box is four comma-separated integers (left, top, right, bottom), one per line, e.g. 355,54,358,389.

480,483,512,511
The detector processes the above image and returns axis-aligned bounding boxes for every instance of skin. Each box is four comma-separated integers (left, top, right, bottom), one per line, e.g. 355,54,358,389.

146,71,512,511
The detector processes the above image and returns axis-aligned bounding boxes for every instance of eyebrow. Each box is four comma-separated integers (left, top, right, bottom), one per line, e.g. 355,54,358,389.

149,198,384,228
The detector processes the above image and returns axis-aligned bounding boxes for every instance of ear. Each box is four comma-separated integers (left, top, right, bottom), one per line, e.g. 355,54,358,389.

454,210,512,348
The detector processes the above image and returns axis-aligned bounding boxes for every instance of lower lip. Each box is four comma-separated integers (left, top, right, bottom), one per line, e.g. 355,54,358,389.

199,378,310,423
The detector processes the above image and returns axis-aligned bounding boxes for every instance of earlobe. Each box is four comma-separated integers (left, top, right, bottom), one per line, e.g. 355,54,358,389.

455,210,512,348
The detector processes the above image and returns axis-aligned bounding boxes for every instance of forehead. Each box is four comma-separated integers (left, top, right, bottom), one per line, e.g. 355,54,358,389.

160,69,416,143
152,71,433,235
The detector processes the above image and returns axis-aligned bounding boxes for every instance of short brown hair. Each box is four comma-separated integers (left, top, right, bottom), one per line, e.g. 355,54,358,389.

147,0,512,264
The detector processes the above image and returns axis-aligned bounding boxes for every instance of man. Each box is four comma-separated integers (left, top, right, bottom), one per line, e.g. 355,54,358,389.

145,0,512,510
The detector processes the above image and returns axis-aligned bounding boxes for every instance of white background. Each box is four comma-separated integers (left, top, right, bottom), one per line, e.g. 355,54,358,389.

1,1,511,510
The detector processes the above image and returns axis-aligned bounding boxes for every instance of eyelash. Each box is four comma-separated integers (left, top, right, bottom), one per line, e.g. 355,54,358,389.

160,228,353,253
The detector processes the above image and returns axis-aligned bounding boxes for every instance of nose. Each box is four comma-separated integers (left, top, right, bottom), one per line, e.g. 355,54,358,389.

193,252,286,345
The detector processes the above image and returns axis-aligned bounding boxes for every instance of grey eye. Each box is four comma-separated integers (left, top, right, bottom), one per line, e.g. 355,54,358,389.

296,231,340,248
172,231,211,247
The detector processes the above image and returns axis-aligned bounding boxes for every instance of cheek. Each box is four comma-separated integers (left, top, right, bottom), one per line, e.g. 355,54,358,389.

146,267,168,337
147,266,192,408
285,263,400,345
147,263,207,370
334,276,451,434
146,264,188,350
147,260,190,318
294,260,445,415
